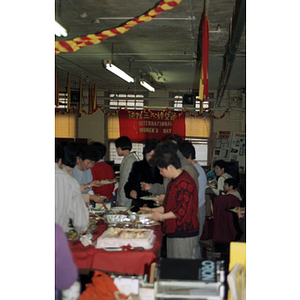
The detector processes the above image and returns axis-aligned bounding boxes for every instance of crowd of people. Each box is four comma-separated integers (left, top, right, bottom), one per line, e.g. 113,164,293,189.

55,134,245,298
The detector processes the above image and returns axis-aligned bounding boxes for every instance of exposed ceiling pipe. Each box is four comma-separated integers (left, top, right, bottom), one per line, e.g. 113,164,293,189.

215,0,245,107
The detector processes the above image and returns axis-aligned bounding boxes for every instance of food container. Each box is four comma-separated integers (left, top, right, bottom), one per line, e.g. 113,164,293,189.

87,224,98,234
104,213,133,224
66,228,80,244
88,202,111,215
110,207,129,213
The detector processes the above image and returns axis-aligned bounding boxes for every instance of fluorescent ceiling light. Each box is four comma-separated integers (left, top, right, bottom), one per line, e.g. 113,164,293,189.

55,20,68,37
104,61,134,83
140,80,155,92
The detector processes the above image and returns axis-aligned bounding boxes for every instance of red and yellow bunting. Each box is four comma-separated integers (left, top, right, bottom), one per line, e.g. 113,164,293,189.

55,0,182,54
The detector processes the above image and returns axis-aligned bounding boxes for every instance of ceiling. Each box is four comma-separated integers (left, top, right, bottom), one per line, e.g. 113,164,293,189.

55,0,246,102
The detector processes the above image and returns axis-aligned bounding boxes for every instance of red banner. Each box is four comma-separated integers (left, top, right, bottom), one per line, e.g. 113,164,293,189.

119,109,186,143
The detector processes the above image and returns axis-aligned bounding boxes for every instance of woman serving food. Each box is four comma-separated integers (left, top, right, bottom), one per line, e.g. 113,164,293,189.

140,140,199,259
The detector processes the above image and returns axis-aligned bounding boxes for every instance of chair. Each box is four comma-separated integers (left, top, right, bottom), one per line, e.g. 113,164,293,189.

227,161,240,182
212,193,241,245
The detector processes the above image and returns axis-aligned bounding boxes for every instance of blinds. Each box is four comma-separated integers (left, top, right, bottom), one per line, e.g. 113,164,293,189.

107,115,120,140
55,113,76,138
185,116,211,138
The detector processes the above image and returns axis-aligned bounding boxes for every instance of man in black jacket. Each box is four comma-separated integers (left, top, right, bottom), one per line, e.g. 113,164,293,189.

125,139,163,211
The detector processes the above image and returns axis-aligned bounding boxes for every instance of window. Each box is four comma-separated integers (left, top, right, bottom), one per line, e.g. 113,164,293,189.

108,93,145,110
57,92,68,109
173,95,209,112
185,138,208,166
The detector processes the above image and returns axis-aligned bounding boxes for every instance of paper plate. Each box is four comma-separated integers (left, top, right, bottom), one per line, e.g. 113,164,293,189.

140,195,159,201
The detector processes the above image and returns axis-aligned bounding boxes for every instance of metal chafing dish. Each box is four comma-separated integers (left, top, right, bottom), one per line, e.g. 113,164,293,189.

104,212,135,225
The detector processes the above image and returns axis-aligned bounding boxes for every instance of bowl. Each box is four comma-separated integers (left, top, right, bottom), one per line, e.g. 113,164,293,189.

87,224,98,234
66,228,80,243
110,207,129,213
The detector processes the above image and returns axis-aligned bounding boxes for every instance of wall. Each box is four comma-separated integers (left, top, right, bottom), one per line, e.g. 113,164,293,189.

77,109,106,143
211,90,245,134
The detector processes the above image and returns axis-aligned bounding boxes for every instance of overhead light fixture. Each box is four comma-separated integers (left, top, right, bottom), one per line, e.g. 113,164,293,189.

55,16,68,37
140,80,155,92
103,60,134,83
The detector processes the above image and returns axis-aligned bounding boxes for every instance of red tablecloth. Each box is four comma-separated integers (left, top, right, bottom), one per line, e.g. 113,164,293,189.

69,221,163,275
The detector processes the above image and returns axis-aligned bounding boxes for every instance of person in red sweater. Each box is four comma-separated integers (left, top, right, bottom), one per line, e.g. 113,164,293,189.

144,141,199,259
91,142,116,204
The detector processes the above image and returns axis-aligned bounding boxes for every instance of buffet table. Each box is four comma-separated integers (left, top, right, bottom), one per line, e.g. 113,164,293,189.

69,221,163,275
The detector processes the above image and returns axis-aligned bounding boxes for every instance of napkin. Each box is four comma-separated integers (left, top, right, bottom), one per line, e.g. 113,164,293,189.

80,233,94,247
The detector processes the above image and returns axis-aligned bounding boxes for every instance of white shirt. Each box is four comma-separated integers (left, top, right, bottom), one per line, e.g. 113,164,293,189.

212,172,232,196
194,162,207,208
117,153,138,207
55,164,89,233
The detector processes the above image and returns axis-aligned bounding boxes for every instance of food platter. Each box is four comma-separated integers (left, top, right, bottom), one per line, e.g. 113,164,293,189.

98,179,117,185
140,195,160,201
104,213,133,224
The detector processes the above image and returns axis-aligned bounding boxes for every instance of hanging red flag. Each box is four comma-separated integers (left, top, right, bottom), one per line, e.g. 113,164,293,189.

199,9,209,113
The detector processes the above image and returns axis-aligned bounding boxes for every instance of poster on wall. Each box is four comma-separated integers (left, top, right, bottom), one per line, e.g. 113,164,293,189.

212,131,232,163
229,132,246,173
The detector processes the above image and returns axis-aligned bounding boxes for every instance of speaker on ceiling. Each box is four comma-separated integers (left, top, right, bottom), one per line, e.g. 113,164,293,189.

71,90,80,105
183,94,195,105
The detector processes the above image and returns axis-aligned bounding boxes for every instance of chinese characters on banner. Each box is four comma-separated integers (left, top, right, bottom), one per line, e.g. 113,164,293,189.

118,109,186,143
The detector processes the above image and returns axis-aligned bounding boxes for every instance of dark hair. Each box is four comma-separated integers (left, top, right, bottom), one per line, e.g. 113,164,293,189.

224,178,238,190
178,140,195,160
77,144,99,162
154,141,181,169
143,139,160,157
213,159,228,172
91,141,106,160
167,134,183,143
62,142,80,168
156,139,178,152
115,136,132,151
55,142,64,163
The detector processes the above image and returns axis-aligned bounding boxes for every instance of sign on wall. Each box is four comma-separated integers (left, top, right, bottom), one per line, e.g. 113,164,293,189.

118,109,186,143
212,131,232,162
229,132,246,173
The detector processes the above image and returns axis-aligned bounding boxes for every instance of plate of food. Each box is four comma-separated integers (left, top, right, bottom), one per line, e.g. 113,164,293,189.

228,207,245,214
98,179,117,185
140,195,160,201
66,228,80,243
